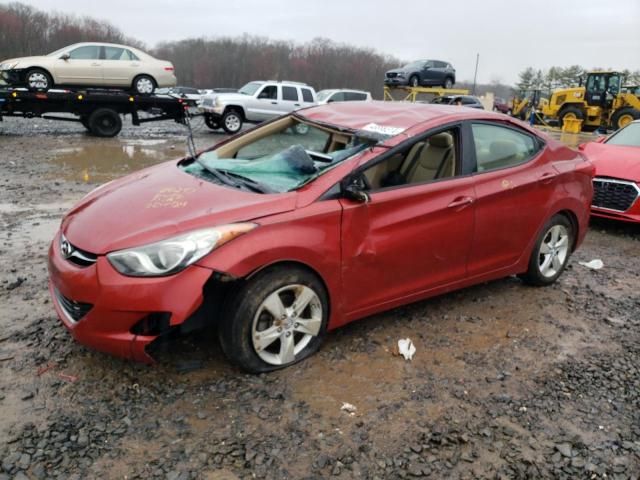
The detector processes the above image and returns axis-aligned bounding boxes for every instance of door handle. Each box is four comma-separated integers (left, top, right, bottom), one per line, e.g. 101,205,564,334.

294,103,300,106
271,101,278,104
448,196,475,209
91,62,101,67
539,172,558,184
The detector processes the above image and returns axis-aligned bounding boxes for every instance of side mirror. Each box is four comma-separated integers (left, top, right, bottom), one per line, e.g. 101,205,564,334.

60,53,70,61
342,175,370,203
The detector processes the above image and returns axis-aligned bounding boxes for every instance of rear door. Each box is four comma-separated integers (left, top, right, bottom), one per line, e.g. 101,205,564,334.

466,121,555,276
300,87,316,107
280,85,301,113
101,46,137,87
54,45,102,85
422,60,436,85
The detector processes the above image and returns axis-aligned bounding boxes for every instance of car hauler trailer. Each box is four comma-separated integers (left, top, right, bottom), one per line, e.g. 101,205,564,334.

0,88,191,137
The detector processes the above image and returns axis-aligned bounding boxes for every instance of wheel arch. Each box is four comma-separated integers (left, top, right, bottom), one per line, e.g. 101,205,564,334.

23,65,54,83
223,105,246,120
132,73,157,88
554,209,580,252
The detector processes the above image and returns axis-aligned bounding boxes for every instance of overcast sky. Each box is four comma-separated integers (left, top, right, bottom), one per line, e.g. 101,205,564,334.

21,0,640,84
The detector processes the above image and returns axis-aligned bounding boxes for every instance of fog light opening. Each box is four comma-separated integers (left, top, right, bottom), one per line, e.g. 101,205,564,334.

130,313,171,336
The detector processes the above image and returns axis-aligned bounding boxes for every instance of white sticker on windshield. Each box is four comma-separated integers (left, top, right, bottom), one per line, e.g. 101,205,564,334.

362,123,405,136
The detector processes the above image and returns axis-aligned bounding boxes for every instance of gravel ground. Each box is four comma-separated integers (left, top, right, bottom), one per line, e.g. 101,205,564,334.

1,117,639,479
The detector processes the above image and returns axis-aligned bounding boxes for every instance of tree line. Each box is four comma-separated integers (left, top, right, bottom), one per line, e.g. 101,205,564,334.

516,65,640,92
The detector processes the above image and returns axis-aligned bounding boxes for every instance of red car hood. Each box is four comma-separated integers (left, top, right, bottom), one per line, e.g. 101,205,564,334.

62,160,297,254
583,143,640,182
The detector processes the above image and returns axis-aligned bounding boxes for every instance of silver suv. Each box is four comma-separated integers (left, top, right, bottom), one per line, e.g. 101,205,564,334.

200,80,317,134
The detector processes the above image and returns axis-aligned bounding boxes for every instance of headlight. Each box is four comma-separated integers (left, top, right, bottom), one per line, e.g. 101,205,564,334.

0,62,17,70
107,224,257,277
214,97,221,107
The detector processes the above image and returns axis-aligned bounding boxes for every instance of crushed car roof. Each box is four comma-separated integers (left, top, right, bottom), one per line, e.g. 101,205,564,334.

299,100,502,133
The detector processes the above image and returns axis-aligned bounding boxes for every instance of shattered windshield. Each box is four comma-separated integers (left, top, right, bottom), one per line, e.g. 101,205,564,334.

182,118,375,193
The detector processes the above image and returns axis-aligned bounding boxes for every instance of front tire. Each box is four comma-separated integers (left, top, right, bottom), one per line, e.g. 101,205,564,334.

558,106,584,128
132,75,156,95
25,68,52,91
409,75,420,88
221,109,243,134
443,77,453,89
519,214,573,286
219,266,329,373
204,113,220,130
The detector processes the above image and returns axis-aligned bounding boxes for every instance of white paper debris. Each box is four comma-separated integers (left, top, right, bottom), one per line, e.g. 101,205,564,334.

362,123,405,136
397,338,416,361
341,402,357,415
578,259,604,270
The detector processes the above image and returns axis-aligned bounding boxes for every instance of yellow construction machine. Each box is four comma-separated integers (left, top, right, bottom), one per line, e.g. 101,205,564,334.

541,71,640,131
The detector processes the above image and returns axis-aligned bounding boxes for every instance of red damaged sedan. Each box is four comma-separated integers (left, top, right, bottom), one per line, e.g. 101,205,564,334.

580,120,640,223
48,102,594,372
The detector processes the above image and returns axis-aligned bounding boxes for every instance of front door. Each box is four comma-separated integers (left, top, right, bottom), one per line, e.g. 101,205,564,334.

340,126,476,316
54,45,103,85
246,84,280,121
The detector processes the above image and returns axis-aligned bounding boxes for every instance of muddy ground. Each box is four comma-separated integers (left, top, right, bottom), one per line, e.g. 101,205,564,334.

0,117,639,480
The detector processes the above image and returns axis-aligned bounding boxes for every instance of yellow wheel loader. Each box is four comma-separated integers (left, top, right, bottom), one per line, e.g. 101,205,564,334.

541,71,640,131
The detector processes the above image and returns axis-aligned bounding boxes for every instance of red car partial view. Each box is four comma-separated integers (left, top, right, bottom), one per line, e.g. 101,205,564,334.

48,102,594,372
579,120,640,223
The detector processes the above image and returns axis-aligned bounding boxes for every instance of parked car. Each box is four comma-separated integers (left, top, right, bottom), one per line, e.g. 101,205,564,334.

579,120,640,222
385,60,456,89
431,95,484,109
156,86,203,106
48,102,593,372
199,80,316,134
316,89,372,104
0,42,176,94
493,97,511,114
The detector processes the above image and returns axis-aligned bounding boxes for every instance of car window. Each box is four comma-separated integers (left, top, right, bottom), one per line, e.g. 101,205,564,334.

329,92,345,102
425,61,435,68
68,45,100,60
126,49,139,61
282,86,299,101
471,123,541,172
104,46,126,60
434,61,446,68
301,88,314,103
362,128,459,190
462,97,477,105
257,85,278,100
345,92,367,101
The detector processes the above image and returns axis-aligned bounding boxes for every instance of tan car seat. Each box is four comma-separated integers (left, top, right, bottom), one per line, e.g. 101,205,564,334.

405,133,454,183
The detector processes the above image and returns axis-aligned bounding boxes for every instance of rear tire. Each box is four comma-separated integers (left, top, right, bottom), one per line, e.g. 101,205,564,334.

88,108,122,137
221,109,243,134
409,75,420,88
132,75,156,95
519,214,573,286
611,107,640,130
219,266,329,373
443,77,454,89
25,68,52,91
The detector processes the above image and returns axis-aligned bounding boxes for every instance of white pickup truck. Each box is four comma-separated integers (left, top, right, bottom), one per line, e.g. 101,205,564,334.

199,80,317,134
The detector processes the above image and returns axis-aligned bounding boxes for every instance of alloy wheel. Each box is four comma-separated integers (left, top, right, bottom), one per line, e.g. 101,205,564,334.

251,284,322,366
538,225,569,278
135,77,154,94
28,72,48,89
225,114,241,132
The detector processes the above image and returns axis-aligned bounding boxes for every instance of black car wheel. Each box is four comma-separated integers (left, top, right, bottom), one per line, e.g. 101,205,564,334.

409,75,420,88
88,108,123,137
218,265,329,373
443,77,453,89
25,68,52,91
204,113,220,130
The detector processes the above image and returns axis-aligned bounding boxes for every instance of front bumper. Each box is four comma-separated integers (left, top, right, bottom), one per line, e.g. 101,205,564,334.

591,207,640,223
384,77,408,86
0,69,23,85
47,231,213,363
